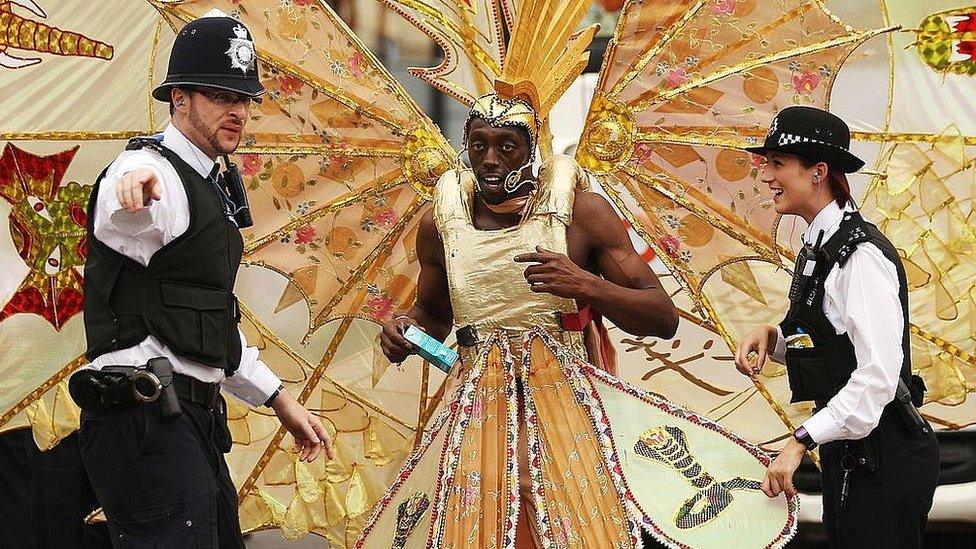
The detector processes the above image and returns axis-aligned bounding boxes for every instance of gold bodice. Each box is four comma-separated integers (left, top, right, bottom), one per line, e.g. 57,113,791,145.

433,155,589,339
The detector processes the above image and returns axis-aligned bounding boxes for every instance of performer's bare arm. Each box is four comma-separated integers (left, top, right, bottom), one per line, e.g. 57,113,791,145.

516,192,678,338
379,210,453,362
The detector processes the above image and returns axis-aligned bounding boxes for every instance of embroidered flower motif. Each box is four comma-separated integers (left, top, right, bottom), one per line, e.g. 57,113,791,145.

657,234,682,259
630,143,654,166
372,208,398,229
792,71,821,95
330,58,347,77
280,233,291,244
684,55,700,67
295,224,316,244
665,66,690,88
711,0,736,16
655,63,669,76
297,201,311,215
750,154,766,169
819,64,832,77
349,51,365,78
366,295,394,320
293,0,312,5
788,60,801,72
241,153,260,176
662,214,680,230
679,249,693,263
277,74,303,96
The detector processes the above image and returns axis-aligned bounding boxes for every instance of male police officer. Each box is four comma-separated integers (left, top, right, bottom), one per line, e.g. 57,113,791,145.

75,11,333,547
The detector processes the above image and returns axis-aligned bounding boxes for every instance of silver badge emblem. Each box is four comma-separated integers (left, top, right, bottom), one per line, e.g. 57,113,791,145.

225,24,255,73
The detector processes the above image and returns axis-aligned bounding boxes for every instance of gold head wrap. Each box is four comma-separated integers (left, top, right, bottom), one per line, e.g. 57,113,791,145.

467,0,597,151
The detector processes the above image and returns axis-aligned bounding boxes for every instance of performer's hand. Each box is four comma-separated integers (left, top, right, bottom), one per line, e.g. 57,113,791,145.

380,315,424,364
515,245,601,299
116,168,162,212
271,390,335,462
735,324,778,376
762,438,806,498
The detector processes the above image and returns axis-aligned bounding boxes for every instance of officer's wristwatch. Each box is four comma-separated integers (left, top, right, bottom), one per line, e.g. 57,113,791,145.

264,384,285,407
793,426,817,450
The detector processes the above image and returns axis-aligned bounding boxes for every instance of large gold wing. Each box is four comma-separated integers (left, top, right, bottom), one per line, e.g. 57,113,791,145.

578,0,975,439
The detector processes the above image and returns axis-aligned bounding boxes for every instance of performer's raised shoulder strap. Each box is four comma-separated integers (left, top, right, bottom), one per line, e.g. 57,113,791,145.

530,154,588,225
432,168,474,232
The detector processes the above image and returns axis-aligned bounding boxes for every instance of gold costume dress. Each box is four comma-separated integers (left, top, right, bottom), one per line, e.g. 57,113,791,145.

356,156,797,549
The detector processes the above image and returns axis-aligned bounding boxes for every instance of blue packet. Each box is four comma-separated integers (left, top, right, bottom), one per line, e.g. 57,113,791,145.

403,325,458,373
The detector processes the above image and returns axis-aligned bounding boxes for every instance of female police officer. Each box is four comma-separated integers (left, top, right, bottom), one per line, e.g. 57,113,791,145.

734,106,938,547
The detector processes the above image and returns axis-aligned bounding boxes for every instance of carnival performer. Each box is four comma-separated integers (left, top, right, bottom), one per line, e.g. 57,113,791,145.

354,0,801,545
71,12,334,548
735,106,939,548
377,96,678,548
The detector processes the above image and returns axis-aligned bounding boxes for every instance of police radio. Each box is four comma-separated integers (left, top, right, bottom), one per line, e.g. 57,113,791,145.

788,229,825,302
219,155,254,228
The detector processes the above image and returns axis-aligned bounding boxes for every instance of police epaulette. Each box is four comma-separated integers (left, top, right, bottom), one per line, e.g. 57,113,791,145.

828,213,874,267
125,134,165,152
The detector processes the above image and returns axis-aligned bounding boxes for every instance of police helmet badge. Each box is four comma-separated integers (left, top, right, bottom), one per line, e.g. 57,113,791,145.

225,25,255,73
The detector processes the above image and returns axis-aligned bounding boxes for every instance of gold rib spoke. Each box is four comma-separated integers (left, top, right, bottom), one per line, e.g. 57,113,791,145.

0,131,146,141
237,143,403,157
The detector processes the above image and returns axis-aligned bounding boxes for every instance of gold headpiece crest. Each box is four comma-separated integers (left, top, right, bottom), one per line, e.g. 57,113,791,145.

469,0,596,148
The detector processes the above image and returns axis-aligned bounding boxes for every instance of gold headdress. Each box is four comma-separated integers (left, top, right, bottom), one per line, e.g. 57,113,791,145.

467,0,597,150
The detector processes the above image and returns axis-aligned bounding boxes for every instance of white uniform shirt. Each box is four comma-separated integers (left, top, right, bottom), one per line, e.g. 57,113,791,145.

771,201,905,444
88,123,280,407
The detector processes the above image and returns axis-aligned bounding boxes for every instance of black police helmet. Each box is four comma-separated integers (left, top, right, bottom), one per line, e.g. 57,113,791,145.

152,10,265,102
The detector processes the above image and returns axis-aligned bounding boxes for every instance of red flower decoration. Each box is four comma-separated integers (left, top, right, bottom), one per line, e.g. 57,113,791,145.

349,52,365,78
277,74,303,96
711,0,736,16
372,208,398,228
241,154,261,176
295,224,316,244
367,295,394,320
293,0,312,5
657,234,682,259
750,154,766,169
792,71,821,95
665,67,689,88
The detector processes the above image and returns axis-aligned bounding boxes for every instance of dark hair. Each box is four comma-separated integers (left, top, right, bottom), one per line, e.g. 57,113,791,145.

797,156,853,208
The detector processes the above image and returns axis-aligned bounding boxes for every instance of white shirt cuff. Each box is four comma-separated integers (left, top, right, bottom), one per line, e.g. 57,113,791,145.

801,408,837,445
220,330,282,407
770,325,787,364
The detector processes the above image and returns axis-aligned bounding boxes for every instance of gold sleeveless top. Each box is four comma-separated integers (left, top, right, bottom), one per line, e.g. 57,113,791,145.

433,155,590,357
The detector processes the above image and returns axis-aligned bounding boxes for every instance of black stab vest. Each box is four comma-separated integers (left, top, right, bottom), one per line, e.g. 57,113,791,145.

83,143,244,374
780,211,913,407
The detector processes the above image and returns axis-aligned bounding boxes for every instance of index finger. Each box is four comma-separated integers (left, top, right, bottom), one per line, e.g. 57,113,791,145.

514,252,546,263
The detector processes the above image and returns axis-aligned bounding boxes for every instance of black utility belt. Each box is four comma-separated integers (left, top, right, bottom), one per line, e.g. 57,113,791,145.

69,358,221,418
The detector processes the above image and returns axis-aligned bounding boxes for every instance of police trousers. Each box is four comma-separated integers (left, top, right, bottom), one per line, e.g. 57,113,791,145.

79,397,242,549
820,407,939,548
